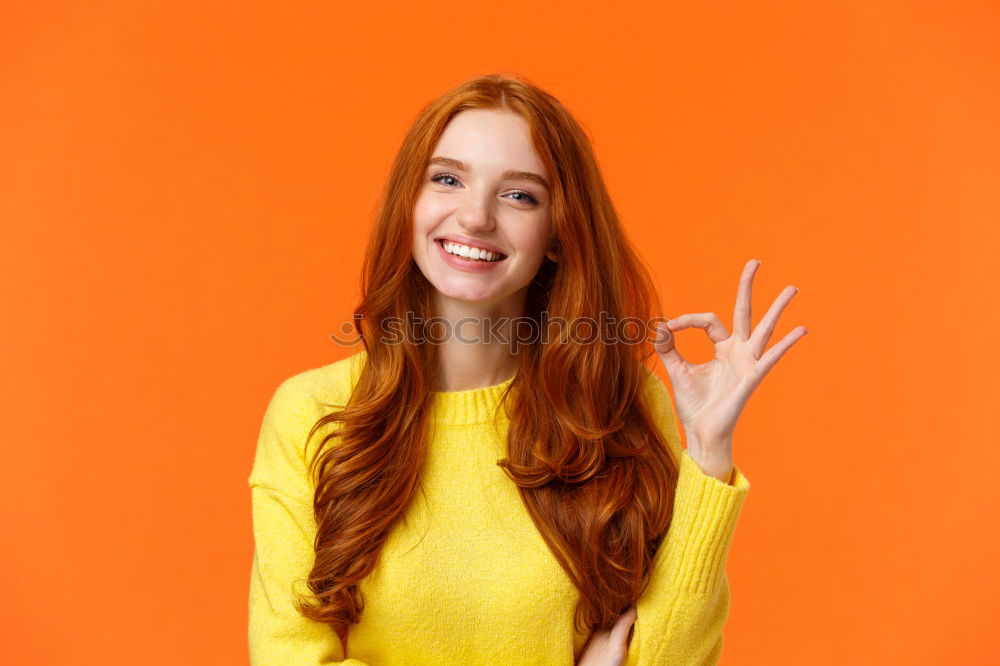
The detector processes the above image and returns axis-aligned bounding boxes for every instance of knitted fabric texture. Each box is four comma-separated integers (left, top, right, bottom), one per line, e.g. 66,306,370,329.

248,351,750,665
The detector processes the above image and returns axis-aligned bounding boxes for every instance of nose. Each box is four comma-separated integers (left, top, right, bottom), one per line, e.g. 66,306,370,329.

456,195,496,234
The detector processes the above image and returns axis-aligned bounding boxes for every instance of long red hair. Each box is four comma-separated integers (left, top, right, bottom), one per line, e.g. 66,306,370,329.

296,73,679,648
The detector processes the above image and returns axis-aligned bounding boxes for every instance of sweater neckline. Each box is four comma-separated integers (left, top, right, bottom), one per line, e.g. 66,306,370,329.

428,374,516,426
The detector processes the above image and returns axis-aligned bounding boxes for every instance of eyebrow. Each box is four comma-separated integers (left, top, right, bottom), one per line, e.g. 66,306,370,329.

428,156,550,191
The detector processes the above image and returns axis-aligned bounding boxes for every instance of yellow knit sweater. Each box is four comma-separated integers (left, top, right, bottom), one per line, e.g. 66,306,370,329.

247,351,750,665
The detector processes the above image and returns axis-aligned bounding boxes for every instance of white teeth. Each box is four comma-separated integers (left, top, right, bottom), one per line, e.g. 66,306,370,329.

442,240,502,262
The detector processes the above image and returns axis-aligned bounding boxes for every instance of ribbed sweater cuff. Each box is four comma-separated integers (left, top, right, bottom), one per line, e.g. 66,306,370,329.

660,449,750,593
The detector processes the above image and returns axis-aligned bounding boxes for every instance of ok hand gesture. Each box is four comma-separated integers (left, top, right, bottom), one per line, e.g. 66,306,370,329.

653,259,808,481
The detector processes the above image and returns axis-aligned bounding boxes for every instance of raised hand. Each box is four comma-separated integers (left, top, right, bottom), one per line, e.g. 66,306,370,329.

652,259,808,481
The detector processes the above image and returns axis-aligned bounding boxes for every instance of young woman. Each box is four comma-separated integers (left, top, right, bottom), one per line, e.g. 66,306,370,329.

247,74,807,665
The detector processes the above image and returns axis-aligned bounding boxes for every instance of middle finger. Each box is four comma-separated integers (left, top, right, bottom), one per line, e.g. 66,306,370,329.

733,259,761,341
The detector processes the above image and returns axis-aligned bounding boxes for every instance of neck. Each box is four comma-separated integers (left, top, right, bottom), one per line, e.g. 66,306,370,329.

430,292,525,392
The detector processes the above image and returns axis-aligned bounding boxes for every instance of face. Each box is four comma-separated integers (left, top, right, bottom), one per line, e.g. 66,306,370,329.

411,108,556,313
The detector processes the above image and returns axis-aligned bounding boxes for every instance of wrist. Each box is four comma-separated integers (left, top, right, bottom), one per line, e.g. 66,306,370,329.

685,438,734,484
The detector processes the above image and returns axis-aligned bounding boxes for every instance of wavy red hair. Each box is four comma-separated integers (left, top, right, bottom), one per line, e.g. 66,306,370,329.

295,73,680,650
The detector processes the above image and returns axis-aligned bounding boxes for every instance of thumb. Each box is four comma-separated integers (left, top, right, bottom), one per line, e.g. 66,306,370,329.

610,605,637,645
654,323,685,373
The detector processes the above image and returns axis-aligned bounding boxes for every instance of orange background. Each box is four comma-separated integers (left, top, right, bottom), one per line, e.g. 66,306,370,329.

2,1,997,664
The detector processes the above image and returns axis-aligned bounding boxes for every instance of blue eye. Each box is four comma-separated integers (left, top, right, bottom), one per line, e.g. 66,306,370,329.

508,191,539,205
432,173,460,187
431,173,539,206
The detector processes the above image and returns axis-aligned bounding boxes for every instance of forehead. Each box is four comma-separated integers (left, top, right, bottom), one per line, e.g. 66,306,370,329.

431,109,548,180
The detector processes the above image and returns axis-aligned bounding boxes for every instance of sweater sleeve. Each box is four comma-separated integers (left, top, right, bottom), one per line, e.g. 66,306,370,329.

626,372,751,666
248,376,370,666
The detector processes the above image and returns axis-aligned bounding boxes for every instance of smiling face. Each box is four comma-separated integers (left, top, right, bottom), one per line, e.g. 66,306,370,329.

411,108,556,313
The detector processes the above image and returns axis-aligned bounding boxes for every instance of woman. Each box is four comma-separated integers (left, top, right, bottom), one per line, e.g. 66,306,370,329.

247,74,806,665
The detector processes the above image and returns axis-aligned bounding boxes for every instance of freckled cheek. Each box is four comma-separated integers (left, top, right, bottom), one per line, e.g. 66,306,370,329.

411,207,434,242
412,198,454,233
516,228,553,257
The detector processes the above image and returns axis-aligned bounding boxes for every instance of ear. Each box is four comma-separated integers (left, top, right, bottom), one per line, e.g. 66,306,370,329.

545,240,560,263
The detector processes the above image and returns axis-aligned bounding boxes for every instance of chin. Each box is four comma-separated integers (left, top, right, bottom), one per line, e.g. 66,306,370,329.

435,287,501,305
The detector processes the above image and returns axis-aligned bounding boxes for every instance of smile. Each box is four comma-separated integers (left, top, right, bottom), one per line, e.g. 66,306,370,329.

437,239,506,263
435,239,508,273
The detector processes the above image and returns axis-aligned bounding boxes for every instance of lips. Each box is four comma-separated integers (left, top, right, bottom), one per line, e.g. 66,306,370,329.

435,236,507,258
